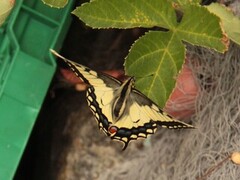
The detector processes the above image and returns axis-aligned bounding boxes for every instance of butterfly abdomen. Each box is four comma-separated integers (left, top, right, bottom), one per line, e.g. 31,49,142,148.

112,77,134,121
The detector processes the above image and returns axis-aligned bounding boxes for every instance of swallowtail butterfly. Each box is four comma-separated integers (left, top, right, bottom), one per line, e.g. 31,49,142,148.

51,50,194,150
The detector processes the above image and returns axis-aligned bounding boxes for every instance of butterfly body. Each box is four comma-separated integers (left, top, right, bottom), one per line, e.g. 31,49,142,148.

52,50,194,150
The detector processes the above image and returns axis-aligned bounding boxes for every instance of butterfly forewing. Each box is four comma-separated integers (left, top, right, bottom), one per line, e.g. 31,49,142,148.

54,51,120,88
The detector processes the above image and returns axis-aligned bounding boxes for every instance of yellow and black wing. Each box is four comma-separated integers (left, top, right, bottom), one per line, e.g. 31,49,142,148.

51,50,121,133
109,89,193,150
52,50,194,150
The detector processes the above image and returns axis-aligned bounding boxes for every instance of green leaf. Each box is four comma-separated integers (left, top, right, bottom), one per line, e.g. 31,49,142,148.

42,0,68,8
207,3,240,46
177,4,228,52
73,0,228,108
125,31,185,107
73,0,177,29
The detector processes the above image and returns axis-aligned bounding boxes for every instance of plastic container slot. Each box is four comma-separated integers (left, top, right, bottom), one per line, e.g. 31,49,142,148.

23,0,68,22
12,8,59,64
21,4,59,26
4,51,54,108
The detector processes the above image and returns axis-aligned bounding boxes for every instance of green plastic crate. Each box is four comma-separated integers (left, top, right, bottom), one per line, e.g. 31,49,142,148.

0,1,74,179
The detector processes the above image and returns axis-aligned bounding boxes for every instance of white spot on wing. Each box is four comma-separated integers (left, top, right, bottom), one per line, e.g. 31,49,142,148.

90,105,96,112
121,137,128,142
87,95,93,102
95,113,99,120
146,129,153,134
131,134,138,139
139,133,147,137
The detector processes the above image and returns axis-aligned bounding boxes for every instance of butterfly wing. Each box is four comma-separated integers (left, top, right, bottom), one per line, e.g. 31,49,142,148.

63,59,122,133
132,89,194,128
55,51,121,88
51,50,122,134
110,89,194,150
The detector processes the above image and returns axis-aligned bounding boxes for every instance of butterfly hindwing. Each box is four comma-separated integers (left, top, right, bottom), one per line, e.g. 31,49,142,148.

110,90,193,150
